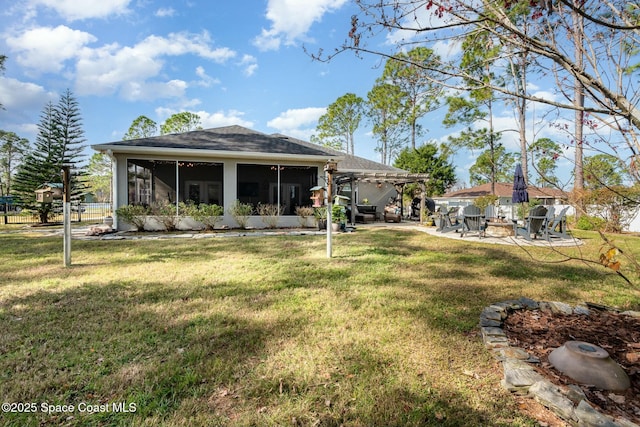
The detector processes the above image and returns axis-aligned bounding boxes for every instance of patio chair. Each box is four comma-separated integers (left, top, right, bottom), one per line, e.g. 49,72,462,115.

484,204,506,222
460,205,485,238
383,204,402,223
514,205,548,240
436,207,462,233
546,206,570,239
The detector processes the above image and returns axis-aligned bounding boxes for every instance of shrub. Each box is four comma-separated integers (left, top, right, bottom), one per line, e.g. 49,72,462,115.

228,200,253,229
295,206,315,227
576,215,606,231
331,204,346,223
150,201,179,231
257,203,282,229
314,207,327,220
115,204,149,231
191,203,224,231
473,195,499,210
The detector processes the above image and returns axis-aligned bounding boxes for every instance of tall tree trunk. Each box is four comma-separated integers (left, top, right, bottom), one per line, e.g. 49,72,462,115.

573,3,585,218
411,118,417,150
489,96,496,195
517,51,528,184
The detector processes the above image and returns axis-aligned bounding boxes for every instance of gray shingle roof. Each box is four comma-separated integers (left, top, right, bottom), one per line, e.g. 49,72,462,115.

271,134,405,173
93,125,333,157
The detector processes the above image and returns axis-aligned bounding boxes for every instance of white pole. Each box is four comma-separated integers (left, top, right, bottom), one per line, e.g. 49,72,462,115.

63,201,71,267
62,165,71,267
326,198,332,258
175,161,180,214
326,168,333,258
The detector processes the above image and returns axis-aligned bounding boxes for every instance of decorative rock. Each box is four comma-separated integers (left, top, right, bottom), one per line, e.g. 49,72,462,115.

547,301,574,315
621,311,640,319
499,347,532,360
493,300,522,310
489,304,508,314
481,307,505,321
574,399,619,427
518,297,539,310
502,359,544,394
480,327,506,337
528,380,576,421
615,418,640,427
85,225,114,236
479,317,502,327
566,384,587,404
483,335,510,349
574,305,591,316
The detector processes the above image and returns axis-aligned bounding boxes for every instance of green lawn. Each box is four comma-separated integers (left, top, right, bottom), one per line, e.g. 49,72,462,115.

0,227,638,426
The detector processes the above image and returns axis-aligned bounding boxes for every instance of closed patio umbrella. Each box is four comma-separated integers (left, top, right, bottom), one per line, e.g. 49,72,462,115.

512,163,529,219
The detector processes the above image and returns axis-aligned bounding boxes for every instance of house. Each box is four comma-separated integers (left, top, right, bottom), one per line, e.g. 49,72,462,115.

91,125,430,229
434,182,572,220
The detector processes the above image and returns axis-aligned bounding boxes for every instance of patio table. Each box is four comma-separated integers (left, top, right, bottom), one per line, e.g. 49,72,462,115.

485,220,515,237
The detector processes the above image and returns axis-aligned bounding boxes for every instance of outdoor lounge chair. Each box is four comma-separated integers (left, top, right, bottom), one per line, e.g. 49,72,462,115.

383,204,401,223
546,206,570,239
355,204,377,224
437,207,462,233
514,205,548,240
460,205,485,238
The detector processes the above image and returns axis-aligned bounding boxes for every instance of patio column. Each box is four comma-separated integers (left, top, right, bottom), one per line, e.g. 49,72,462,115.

419,182,426,224
394,184,405,218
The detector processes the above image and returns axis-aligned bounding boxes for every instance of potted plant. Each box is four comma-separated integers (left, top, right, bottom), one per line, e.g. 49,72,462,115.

314,206,327,230
331,204,346,232
295,206,315,228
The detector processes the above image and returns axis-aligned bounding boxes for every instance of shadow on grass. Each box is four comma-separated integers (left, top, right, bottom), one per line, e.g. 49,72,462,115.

0,277,530,427
0,279,303,426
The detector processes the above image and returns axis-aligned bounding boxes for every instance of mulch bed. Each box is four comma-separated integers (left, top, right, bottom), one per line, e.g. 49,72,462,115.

502,308,640,425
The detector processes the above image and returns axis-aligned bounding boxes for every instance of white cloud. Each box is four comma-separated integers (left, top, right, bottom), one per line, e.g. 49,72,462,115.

154,108,254,129
253,28,282,51
253,0,348,51
120,79,188,101
198,110,254,128
432,39,462,62
71,31,236,99
0,77,57,137
134,32,235,63
0,77,55,111
194,66,220,87
31,0,132,21
239,54,258,76
267,107,326,139
155,7,176,17
6,25,97,73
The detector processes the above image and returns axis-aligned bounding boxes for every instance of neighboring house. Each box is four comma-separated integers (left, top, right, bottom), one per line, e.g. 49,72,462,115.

91,125,429,229
434,182,572,220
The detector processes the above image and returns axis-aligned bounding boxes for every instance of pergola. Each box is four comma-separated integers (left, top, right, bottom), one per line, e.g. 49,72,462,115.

335,171,431,223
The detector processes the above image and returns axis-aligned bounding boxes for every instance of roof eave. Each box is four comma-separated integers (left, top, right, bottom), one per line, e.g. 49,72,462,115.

91,144,344,162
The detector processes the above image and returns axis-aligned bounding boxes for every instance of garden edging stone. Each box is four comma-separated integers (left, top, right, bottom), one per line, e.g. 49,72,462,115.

481,297,640,427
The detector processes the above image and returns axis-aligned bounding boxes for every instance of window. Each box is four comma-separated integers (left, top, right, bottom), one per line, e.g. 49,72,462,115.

127,160,175,205
127,160,223,206
237,164,318,215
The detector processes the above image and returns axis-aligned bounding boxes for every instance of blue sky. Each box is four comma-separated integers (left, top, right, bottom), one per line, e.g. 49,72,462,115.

1,0,576,187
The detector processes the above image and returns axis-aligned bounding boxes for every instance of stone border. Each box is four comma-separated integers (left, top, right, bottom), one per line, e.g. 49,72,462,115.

480,297,640,427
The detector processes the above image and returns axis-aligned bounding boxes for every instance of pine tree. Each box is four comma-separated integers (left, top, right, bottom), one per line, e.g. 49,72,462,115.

55,89,86,166
12,90,86,223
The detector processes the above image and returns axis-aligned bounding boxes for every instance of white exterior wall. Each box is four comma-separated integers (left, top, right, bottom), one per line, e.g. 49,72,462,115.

112,153,326,230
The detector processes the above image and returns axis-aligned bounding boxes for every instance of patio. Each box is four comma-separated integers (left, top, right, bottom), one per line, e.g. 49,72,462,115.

365,221,584,247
